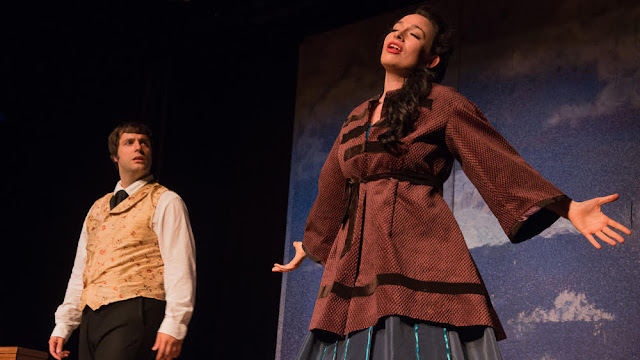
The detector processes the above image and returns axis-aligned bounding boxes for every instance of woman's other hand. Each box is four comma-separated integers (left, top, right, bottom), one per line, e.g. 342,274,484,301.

568,194,632,249
272,241,308,272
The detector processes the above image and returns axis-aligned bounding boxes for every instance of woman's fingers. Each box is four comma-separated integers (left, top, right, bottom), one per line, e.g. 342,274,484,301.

594,231,617,246
272,262,298,272
597,193,619,205
584,233,602,249
276,262,298,269
608,218,631,235
602,227,625,244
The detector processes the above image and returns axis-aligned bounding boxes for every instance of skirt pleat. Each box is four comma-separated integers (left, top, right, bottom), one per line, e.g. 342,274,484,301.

295,316,502,360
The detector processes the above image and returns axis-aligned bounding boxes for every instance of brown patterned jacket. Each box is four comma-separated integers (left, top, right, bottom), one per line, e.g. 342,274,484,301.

301,83,568,340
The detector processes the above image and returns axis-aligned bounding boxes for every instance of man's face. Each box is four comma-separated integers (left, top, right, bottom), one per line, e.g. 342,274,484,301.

112,132,152,177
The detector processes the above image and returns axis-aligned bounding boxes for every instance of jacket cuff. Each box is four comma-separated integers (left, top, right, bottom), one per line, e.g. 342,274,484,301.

302,243,325,265
508,195,571,243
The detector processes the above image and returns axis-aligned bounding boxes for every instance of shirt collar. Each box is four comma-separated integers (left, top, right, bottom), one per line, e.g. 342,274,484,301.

114,174,154,195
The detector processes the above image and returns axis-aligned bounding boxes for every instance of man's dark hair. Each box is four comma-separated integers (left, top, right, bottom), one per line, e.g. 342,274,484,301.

108,122,153,161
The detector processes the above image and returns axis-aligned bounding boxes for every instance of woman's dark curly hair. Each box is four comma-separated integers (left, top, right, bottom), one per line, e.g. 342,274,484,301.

378,5,453,153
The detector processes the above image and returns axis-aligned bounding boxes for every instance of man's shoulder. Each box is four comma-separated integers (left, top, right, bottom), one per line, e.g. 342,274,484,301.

151,184,186,208
151,182,169,193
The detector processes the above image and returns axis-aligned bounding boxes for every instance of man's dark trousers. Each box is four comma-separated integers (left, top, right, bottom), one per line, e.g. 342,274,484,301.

78,297,165,360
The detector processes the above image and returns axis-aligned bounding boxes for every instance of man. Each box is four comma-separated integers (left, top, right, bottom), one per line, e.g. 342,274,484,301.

49,123,196,360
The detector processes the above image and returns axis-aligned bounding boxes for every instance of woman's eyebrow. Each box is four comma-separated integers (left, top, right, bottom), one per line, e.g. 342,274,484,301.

396,20,426,36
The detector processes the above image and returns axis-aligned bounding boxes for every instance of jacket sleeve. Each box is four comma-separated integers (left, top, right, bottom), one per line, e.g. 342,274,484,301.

302,134,349,264
444,96,569,243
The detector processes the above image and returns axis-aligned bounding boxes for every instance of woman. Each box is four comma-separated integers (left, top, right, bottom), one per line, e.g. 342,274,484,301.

273,6,631,360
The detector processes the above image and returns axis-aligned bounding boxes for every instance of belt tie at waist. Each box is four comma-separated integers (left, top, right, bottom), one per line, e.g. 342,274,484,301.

340,172,444,258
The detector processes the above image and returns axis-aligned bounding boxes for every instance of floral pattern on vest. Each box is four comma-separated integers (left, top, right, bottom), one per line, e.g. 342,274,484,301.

81,182,168,310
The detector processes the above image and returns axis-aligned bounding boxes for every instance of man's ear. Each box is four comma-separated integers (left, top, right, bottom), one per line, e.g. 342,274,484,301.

426,55,440,69
112,155,119,164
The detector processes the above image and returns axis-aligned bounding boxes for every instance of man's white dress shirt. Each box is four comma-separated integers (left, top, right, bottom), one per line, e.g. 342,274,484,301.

51,175,196,341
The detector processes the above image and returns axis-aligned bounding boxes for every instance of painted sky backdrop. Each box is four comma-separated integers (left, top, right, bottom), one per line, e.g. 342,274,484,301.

276,1,639,359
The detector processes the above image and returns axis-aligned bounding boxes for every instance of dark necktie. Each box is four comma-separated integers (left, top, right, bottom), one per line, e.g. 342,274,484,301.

109,190,129,210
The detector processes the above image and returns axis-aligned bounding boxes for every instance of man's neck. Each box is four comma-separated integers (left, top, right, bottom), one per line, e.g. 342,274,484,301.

119,172,150,189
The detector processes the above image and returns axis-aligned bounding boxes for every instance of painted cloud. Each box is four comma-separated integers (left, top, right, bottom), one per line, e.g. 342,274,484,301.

453,170,579,248
508,290,615,336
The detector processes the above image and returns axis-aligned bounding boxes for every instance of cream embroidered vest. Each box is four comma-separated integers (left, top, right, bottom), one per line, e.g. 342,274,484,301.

80,182,167,310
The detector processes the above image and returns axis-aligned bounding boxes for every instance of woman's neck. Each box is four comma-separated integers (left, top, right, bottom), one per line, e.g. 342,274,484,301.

380,71,406,103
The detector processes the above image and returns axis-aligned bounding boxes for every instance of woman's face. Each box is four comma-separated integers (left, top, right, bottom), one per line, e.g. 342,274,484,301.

380,14,438,75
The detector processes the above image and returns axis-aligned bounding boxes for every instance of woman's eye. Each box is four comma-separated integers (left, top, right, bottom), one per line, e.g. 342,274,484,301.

411,33,420,39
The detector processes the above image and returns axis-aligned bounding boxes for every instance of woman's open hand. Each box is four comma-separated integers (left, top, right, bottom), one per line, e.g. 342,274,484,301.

272,241,308,272
568,194,632,249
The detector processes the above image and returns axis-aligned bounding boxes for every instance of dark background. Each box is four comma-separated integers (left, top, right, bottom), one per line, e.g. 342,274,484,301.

0,0,421,359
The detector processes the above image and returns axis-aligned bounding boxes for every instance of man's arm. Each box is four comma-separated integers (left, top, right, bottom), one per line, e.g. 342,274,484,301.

153,191,196,359
49,216,89,359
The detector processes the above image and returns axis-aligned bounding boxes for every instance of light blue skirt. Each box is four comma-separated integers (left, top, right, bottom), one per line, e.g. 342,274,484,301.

295,316,502,360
